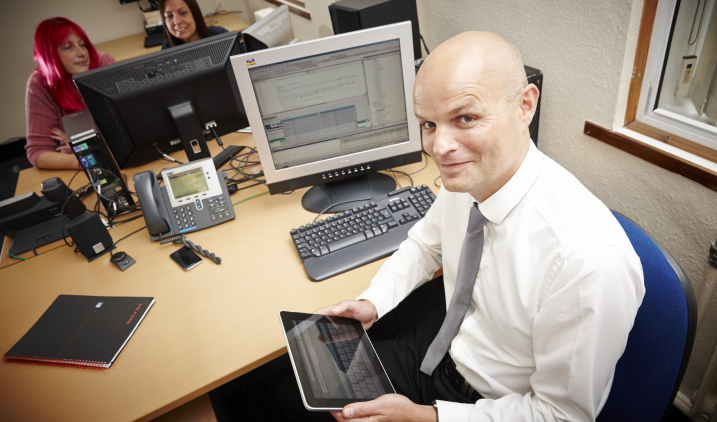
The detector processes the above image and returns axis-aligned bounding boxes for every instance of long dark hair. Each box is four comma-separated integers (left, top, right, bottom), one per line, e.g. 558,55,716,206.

158,0,210,47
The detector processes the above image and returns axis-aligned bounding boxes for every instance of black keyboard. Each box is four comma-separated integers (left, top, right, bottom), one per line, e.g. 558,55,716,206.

290,184,436,281
144,33,167,48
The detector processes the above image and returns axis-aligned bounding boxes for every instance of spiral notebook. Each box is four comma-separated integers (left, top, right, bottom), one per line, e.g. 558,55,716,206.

4,295,155,369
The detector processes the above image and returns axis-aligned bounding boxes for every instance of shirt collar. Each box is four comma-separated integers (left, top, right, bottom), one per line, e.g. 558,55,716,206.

476,141,543,225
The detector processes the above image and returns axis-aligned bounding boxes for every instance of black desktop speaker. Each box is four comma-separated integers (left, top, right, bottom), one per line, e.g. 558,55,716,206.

329,0,422,60
67,213,114,259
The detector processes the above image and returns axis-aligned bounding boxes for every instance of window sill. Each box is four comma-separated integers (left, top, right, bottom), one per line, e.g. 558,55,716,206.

265,0,311,20
584,121,717,191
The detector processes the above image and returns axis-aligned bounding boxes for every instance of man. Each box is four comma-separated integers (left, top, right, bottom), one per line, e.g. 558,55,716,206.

278,31,644,422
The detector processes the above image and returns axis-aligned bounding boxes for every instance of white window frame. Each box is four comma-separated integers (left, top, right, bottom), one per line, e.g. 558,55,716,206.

637,0,717,150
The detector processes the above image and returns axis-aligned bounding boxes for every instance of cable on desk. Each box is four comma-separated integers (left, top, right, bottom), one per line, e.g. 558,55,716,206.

386,169,414,189
7,252,27,261
405,151,430,176
110,225,147,253
232,190,269,205
153,143,184,164
160,234,221,264
434,175,442,188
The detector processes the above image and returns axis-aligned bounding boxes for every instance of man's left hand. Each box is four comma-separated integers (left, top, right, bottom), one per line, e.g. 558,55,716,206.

331,394,437,422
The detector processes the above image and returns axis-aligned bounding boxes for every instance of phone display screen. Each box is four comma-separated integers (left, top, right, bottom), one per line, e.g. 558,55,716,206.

167,168,209,199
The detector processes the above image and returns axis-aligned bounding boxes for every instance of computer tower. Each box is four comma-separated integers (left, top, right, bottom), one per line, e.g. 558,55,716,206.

329,0,422,61
525,65,543,146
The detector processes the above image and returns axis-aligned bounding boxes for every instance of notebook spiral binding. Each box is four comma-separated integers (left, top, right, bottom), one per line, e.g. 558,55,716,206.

4,355,107,369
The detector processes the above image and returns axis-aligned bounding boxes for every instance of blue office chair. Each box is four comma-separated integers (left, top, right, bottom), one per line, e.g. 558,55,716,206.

596,211,696,422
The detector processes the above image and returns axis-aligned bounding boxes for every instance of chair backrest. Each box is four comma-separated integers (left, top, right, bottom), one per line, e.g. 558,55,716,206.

596,212,696,422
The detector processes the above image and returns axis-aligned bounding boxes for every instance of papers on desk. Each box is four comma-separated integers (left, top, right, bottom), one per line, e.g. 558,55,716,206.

4,295,154,369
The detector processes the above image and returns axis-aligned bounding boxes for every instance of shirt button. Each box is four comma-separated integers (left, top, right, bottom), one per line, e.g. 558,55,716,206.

487,229,493,236
476,308,482,316
475,272,480,279
460,335,467,344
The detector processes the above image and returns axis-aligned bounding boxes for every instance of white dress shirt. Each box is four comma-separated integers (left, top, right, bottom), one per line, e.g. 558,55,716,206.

357,142,645,421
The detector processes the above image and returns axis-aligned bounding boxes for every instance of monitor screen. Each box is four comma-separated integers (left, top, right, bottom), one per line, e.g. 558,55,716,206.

250,39,409,170
232,22,421,212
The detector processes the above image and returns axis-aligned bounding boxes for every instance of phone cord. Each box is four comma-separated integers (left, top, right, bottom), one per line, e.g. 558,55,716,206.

160,234,222,264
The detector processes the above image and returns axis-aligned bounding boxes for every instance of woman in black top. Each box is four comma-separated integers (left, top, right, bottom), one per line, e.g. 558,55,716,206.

159,0,227,49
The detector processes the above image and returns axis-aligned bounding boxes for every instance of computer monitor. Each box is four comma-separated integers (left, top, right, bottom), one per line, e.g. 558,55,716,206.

74,32,249,169
242,5,297,52
232,22,422,213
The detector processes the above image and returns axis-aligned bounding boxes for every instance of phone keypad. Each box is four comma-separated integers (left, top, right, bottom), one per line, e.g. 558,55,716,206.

173,205,196,230
207,195,231,221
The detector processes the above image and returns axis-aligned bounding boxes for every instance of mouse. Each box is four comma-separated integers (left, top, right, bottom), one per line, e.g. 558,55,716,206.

111,251,135,271
111,252,127,262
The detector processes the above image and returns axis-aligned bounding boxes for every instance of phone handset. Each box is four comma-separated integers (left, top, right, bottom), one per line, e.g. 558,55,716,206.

133,171,172,237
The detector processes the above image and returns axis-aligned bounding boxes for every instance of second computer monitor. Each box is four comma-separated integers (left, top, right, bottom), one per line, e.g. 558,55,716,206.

74,32,249,169
233,22,422,213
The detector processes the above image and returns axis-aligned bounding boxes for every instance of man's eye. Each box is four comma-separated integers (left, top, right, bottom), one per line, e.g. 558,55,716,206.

422,122,435,130
460,116,474,123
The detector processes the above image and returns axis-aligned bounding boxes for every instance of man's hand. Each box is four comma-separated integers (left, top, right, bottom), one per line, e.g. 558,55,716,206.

331,394,437,422
314,300,378,331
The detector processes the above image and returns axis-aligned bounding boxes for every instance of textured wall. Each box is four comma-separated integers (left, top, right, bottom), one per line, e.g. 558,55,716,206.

0,0,249,146
415,0,717,400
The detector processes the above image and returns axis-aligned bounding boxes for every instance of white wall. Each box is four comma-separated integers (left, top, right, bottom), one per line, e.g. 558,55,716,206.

0,0,249,144
415,0,717,400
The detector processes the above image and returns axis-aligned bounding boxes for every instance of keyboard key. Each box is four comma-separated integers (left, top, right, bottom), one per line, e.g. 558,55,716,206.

328,233,367,253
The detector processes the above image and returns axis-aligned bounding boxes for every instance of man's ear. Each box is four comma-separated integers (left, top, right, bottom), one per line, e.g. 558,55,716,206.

518,84,539,133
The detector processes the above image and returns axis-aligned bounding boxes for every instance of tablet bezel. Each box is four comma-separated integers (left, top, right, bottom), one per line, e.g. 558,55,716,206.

278,311,395,411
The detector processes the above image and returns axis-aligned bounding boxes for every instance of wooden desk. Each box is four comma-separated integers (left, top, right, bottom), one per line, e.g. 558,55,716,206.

0,133,440,421
95,12,249,62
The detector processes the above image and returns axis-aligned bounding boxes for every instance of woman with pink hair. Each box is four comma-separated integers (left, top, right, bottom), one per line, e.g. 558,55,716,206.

25,17,116,169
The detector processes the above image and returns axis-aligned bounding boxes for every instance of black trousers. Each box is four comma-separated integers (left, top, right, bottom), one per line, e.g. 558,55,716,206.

272,319,480,421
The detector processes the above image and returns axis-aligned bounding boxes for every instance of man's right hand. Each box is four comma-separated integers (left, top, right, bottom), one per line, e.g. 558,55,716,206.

314,300,378,331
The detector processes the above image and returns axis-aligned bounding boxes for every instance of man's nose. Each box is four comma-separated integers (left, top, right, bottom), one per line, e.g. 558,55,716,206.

431,125,459,157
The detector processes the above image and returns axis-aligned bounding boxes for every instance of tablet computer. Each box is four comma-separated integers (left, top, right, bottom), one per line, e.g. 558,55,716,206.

278,311,395,411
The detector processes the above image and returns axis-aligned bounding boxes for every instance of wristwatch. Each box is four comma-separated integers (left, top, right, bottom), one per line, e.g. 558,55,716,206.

432,400,439,422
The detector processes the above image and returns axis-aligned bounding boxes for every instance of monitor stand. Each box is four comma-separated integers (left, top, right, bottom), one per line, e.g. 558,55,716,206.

301,172,396,214
168,101,211,162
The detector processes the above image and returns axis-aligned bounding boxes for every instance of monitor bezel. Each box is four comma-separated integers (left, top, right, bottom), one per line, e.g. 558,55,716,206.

231,22,421,187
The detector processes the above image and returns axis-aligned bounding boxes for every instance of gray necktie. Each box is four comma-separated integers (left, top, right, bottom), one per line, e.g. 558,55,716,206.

420,203,487,375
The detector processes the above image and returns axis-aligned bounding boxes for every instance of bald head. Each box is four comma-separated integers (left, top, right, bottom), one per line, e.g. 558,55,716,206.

418,32,527,107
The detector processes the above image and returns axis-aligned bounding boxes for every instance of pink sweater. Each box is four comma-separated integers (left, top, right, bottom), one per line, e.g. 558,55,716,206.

24,52,116,167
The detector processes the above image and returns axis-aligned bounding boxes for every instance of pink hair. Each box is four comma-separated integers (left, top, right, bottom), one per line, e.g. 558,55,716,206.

33,17,100,113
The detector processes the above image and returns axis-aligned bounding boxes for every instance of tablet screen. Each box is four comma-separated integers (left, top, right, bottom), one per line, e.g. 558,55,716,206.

279,311,395,410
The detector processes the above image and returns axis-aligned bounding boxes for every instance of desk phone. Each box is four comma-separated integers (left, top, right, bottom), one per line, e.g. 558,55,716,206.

133,158,235,241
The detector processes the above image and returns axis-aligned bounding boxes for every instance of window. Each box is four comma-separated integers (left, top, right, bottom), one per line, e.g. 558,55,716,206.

636,0,717,151
585,0,717,190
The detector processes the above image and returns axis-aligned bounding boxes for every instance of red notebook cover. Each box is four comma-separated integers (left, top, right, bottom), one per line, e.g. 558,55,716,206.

4,295,155,369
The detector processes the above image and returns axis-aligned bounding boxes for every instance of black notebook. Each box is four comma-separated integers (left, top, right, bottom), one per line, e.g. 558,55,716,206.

4,295,155,369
